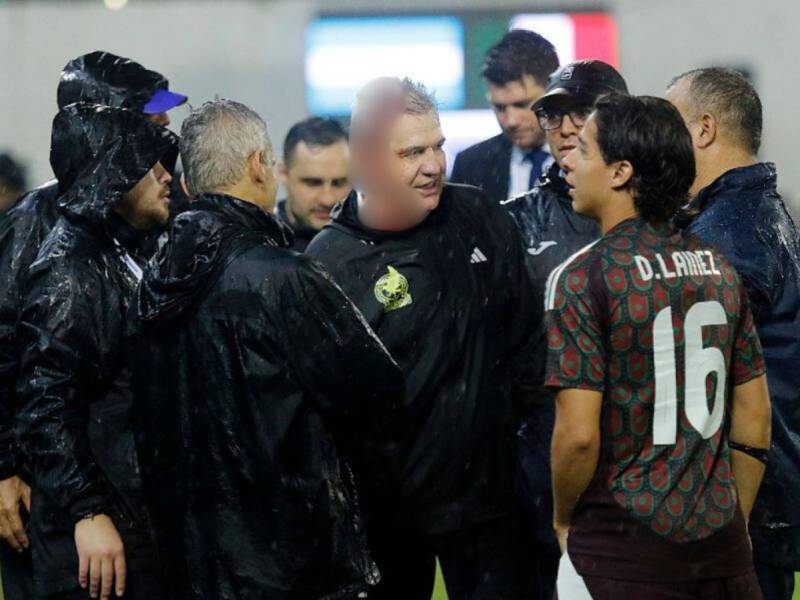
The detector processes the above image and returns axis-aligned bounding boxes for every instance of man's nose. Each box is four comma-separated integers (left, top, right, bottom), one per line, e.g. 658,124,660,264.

560,114,581,137
421,150,442,175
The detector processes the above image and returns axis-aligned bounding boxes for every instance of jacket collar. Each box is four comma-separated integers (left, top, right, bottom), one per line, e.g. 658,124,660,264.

689,162,777,214
194,193,293,248
541,161,571,199
329,187,451,242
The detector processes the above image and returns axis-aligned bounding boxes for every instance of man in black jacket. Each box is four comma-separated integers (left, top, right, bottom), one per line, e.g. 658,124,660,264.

307,77,543,600
668,67,800,600
0,51,185,600
15,104,178,600
130,99,405,600
450,30,559,202
503,59,628,600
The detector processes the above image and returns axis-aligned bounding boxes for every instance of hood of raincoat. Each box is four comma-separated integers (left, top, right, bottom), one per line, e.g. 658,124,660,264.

57,51,169,111
137,193,293,328
49,103,178,224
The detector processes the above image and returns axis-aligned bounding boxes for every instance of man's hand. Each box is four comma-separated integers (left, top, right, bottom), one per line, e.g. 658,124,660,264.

0,475,31,551
554,523,570,554
74,514,126,599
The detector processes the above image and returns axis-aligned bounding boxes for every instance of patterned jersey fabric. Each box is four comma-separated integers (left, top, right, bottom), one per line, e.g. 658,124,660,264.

545,217,766,544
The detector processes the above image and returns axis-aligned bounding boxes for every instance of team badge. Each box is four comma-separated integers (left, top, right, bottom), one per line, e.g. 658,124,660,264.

374,265,412,312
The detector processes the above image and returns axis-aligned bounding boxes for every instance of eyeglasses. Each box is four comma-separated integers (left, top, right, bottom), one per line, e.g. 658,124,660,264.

535,106,594,131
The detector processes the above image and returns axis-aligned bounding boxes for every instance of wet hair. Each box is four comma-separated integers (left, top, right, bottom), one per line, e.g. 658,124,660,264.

180,99,274,196
283,117,348,166
592,94,696,225
481,29,559,87
350,77,438,141
668,67,762,154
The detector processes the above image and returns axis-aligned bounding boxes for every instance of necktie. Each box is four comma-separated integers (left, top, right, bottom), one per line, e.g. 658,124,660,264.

525,149,550,190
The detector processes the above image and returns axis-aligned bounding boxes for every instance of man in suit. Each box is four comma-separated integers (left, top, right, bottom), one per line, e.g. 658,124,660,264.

450,29,559,203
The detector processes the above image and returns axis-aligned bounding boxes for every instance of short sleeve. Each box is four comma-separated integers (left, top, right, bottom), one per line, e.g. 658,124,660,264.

731,287,767,386
544,261,606,391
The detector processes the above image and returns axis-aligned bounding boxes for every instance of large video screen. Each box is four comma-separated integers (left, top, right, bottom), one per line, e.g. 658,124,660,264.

306,16,465,116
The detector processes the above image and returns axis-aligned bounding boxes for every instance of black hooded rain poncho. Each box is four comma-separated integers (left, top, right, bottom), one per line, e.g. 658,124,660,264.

15,103,178,597
0,50,177,483
129,191,406,599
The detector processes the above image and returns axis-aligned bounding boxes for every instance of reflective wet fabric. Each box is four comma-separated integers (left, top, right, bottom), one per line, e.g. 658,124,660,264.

57,51,171,113
0,49,177,486
15,103,178,596
677,163,800,568
130,192,405,599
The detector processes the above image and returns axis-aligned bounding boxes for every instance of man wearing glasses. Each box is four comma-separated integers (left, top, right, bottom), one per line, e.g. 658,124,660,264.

504,59,628,600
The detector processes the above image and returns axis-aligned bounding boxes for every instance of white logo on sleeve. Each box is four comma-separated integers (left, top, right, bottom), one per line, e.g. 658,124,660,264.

528,240,558,256
470,247,488,264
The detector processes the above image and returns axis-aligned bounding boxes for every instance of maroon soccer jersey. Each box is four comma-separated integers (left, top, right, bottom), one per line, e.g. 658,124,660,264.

545,217,766,581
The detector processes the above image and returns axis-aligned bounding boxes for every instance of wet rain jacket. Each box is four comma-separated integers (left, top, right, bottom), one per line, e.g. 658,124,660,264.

15,103,178,596
503,162,600,303
502,162,600,558
130,192,405,600
0,50,177,482
0,182,59,480
676,163,800,568
306,185,544,535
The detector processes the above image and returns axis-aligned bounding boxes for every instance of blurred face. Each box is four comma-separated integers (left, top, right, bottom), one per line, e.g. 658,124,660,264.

116,161,172,229
387,111,446,217
146,112,170,127
280,140,350,231
538,101,595,168
562,116,614,219
488,74,547,149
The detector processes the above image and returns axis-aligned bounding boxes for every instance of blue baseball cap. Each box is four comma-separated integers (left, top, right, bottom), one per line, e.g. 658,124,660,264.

143,87,188,115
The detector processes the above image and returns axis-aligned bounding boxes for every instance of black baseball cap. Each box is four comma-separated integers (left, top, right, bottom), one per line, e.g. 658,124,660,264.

532,60,628,112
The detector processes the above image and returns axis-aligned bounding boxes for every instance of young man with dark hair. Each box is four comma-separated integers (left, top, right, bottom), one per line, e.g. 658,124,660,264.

504,59,627,600
667,67,800,600
276,116,350,251
450,30,559,202
548,94,770,599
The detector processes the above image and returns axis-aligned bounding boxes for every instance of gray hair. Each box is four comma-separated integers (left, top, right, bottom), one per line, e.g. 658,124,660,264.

667,68,763,155
180,99,274,196
350,77,438,140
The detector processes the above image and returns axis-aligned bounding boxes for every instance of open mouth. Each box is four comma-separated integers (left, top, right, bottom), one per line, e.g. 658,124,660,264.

559,145,576,156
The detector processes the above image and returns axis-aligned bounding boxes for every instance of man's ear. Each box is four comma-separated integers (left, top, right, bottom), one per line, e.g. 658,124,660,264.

610,160,634,190
180,175,191,198
694,113,717,150
248,150,266,184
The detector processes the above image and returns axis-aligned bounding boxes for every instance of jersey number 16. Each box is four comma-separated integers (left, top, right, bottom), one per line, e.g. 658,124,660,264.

651,300,728,445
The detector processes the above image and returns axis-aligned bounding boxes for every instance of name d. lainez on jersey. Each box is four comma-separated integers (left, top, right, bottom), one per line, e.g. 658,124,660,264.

634,249,722,281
